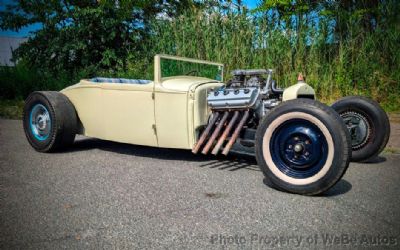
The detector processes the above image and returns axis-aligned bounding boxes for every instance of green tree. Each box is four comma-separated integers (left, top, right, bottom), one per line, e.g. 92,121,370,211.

0,0,194,75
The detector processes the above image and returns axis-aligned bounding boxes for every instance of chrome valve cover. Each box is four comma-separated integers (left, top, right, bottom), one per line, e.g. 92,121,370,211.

207,87,260,110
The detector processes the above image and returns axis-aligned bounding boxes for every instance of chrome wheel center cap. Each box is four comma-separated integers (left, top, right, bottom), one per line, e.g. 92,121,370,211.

294,144,304,153
37,115,46,130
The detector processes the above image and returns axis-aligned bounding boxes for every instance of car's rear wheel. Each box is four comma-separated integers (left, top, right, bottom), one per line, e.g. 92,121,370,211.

23,91,77,152
255,99,351,195
332,96,390,162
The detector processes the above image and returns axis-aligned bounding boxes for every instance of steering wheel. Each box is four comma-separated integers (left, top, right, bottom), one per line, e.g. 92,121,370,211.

184,70,199,76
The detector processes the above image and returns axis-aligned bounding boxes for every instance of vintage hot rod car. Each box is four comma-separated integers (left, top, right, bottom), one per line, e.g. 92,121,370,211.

23,55,390,195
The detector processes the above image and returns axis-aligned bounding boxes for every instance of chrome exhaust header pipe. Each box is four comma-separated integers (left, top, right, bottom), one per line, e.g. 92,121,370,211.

202,111,229,155
211,111,239,155
222,110,249,155
192,112,220,154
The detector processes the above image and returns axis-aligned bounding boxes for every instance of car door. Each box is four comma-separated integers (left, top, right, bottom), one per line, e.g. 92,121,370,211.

101,82,158,147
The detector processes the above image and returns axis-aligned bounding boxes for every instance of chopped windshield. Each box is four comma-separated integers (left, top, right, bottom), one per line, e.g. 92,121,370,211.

160,57,223,81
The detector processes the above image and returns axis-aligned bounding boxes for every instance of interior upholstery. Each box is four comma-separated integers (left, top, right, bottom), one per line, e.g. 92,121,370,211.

90,77,151,84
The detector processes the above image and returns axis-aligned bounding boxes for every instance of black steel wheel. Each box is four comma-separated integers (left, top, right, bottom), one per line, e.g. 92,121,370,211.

23,91,77,152
332,96,390,162
255,99,351,195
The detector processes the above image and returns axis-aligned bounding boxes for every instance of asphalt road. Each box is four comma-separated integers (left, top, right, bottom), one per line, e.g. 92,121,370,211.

1,119,399,249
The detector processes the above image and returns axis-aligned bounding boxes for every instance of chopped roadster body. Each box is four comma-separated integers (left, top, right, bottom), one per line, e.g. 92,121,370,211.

23,55,390,195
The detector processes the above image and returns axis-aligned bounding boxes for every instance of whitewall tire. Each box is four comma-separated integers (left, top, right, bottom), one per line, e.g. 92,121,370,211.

255,99,351,195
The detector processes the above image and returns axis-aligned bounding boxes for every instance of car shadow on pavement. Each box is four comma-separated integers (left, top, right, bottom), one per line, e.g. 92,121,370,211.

262,178,352,197
67,137,263,172
321,179,352,197
360,155,387,164
199,157,260,172
68,137,258,165
66,137,214,162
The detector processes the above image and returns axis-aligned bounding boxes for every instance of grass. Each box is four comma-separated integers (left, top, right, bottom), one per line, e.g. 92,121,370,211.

0,99,24,119
383,147,400,154
146,7,399,111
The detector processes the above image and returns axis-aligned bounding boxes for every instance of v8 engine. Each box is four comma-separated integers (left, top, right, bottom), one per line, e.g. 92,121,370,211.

192,69,315,156
207,69,283,118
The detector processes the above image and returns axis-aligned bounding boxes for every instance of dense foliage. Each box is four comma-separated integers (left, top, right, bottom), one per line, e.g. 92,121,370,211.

1,0,399,110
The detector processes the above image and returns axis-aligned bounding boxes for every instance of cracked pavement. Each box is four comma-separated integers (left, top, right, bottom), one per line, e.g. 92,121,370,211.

1,119,399,249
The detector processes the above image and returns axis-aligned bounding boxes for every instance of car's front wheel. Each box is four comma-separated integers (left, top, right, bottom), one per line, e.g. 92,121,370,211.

255,99,351,195
23,91,77,152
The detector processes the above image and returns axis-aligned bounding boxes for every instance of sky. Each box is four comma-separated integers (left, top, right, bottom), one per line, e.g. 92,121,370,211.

0,0,260,37
243,0,258,9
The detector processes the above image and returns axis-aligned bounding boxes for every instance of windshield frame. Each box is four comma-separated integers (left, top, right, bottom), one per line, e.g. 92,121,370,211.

154,54,224,84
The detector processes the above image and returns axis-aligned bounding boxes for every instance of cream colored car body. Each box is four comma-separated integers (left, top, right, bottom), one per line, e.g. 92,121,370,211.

61,54,314,150
282,81,315,101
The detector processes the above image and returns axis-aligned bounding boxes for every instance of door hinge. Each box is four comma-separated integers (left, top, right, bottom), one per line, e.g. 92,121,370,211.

152,92,155,99
152,124,157,135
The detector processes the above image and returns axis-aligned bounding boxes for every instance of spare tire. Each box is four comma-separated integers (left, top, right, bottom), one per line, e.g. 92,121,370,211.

332,96,390,162
23,91,77,152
